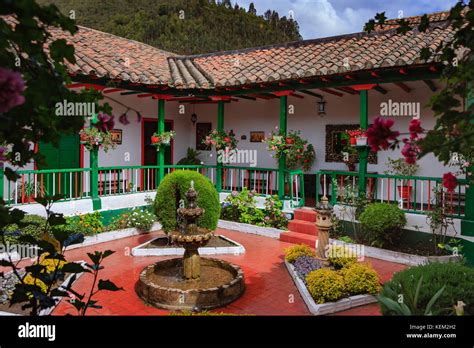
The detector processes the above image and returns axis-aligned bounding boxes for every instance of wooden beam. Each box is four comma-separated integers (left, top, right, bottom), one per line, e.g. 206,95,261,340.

320,88,344,97
394,82,411,93
335,87,357,95
290,92,304,99
374,85,388,94
249,94,273,100
300,90,323,99
423,79,437,92
236,95,257,101
351,84,377,91
102,88,124,94
272,90,293,97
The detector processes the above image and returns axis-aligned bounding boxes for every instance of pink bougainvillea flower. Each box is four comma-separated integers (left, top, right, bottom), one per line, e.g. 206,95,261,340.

408,118,423,140
366,117,400,152
0,67,26,113
95,112,115,132
401,139,419,165
443,172,458,192
0,146,7,163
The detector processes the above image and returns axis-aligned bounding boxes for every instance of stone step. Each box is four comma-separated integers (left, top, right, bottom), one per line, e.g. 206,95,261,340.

280,231,317,248
287,220,318,236
293,208,317,222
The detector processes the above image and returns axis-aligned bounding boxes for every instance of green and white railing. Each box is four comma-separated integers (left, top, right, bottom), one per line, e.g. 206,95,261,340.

2,168,92,205
315,170,468,217
2,165,305,208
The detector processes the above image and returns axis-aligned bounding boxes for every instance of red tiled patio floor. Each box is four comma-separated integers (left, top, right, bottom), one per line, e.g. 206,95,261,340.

49,229,406,316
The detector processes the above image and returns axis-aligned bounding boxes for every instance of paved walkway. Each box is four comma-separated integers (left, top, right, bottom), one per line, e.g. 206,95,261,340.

47,229,406,316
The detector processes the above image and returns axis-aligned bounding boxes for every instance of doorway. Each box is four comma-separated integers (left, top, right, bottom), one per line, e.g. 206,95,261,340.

142,118,173,166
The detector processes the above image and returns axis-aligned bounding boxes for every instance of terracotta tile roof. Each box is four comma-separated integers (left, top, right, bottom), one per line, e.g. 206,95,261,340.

3,12,454,90
373,11,451,31
170,20,453,89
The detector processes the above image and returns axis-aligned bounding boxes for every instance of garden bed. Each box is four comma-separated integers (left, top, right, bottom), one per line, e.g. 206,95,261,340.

285,260,377,315
330,239,462,266
218,219,283,239
0,261,85,316
132,235,245,256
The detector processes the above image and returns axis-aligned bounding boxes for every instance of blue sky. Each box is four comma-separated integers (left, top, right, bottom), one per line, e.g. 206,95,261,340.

237,0,459,39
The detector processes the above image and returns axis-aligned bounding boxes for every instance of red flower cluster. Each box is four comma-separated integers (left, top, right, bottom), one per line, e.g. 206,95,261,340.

366,117,400,152
401,140,419,164
442,172,458,193
408,119,423,139
0,67,26,113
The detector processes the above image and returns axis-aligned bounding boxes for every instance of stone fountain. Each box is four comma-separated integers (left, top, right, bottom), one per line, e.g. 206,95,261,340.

136,182,245,310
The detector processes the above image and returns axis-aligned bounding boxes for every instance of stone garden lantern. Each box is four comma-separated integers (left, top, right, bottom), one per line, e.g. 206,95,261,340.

315,196,333,262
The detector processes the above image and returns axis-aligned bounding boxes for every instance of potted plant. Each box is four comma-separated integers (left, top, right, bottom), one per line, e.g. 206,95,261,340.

79,127,116,152
384,158,419,200
151,130,176,151
203,129,238,151
346,128,367,146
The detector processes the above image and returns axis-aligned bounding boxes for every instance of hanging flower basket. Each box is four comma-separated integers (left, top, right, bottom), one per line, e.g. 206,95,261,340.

265,130,315,171
203,129,238,151
79,128,116,152
346,128,367,147
151,130,175,151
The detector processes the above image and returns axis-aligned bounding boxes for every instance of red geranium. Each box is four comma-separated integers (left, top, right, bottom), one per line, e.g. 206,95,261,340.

442,172,458,192
366,117,400,152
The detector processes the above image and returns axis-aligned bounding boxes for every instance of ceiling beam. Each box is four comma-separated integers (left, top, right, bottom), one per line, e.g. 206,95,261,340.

102,88,124,94
320,88,344,97
374,85,388,94
300,90,323,98
423,79,437,92
236,95,257,100
335,87,357,95
394,82,411,93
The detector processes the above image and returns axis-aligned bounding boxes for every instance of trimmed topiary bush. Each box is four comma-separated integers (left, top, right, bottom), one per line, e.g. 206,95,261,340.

284,244,315,263
154,170,220,233
327,245,357,270
380,262,474,315
306,268,345,304
4,214,47,244
359,203,406,247
341,262,381,295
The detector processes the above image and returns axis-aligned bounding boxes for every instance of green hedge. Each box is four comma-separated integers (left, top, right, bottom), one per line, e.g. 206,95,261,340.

359,203,406,247
154,170,220,233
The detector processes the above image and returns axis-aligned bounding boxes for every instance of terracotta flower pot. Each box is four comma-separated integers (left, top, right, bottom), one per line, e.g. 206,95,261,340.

151,136,160,144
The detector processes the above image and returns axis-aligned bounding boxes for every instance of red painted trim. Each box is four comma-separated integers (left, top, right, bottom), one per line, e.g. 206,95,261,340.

102,88,124,94
351,84,377,91
209,96,232,101
272,90,293,97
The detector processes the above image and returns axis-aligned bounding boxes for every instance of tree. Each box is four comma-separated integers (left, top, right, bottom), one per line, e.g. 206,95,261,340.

248,2,256,15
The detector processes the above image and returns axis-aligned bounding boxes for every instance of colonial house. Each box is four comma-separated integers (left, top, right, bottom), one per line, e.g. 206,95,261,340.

2,11,473,256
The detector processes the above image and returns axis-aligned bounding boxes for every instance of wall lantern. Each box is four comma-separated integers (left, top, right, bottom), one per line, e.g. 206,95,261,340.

191,113,198,125
317,97,326,116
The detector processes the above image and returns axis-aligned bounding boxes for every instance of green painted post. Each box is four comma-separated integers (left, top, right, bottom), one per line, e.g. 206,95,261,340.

157,99,165,185
278,96,288,199
462,88,474,236
89,114,101,210
216,101,224,192
358,90,369,197
0,165,4,201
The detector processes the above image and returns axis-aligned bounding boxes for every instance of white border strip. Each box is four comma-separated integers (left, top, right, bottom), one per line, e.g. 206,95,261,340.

218,219,283,239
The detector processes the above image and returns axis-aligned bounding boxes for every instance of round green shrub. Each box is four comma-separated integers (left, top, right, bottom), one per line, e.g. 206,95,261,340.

306,268,345,304
359,203,406,247
380,262,474,315
284,244,316,263
4,214,47,244
154,170,220,233
341,262,381,295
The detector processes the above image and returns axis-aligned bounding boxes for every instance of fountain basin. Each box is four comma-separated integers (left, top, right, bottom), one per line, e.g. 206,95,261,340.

136,257,245,310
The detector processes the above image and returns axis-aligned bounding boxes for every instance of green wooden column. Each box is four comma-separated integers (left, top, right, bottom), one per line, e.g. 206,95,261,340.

0,165,4,201
89,114,101,210
462,89,474,236
157,99,166,185
358,90,369,197
278,95,288,199
216,100,225,192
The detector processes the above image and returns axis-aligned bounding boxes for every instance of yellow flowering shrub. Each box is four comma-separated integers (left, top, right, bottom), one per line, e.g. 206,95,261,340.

23,255,66,294
284,244,315,263
305,268,345,304
327,245,357,269
341,262,381,295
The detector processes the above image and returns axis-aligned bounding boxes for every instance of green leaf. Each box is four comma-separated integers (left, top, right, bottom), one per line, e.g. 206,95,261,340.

97,279,123,292
61,262,88,274
102,250,115,259
424,285,446,316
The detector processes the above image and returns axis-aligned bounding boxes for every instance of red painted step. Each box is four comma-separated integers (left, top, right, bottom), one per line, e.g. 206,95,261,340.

287,220,318,236
280,231,317,248
293,208,317,222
